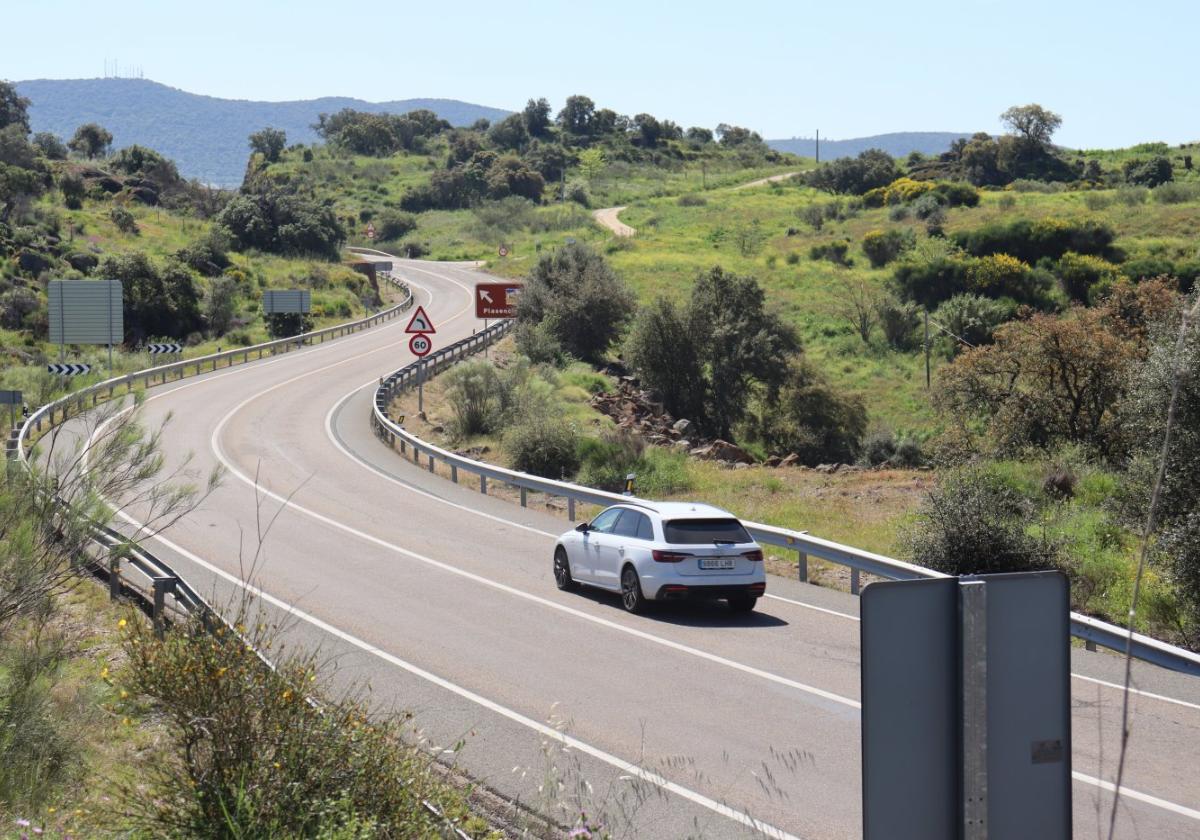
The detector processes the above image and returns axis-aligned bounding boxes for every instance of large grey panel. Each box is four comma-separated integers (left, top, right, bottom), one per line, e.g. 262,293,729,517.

262,289,311,314
975,571,1071,838
861,578,959,840
48,279,123,344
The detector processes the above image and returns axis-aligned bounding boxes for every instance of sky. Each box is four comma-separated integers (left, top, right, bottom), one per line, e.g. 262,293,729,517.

5,0,1198,149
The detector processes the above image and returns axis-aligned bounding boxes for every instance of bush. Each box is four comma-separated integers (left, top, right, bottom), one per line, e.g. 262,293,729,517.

809,240,852,265
516,243,635,363
1083,192,1112,211
910,192,944,221
744,358,867,464
952,216,1116,264
442,360,503,437
932,181,981,207
861,228,915,268
514,318,566,365
1054,251,1124,302
966,253,1046,303
901,467,1061,575
877,295,921,349
806,149,899,195
677,193,707,207
860,428,924,467
1151,181,1200,204
564,179,590,206
576,430,692,495
109,205,138,234
1116,186,1149,206
1123,155,1173,188
375,209,418,240
504,413,580,478
892,256,972,307
934,293,1014,348
888,204,910,221
265,311,313,338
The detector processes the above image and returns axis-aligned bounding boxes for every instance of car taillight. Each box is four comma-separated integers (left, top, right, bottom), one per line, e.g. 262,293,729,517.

743,549,764,562
652,550,691,563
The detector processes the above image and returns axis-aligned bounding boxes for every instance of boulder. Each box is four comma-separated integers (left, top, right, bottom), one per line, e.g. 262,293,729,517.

692,440,755,465
672,440,691,451
16,249,52,276
89,176,122,194
779,453,802,468
672,418,693,436
764,455,783,468
127,185,159,206
66,252,99,273
815,463,840,474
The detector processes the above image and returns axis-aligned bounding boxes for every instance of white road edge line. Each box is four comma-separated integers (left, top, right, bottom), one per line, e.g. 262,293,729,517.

1071,673,1200,712
116,517,806,840
1073,770,1200,820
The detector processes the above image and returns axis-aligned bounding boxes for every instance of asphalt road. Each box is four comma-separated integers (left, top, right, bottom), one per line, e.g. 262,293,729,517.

63,257,1200,838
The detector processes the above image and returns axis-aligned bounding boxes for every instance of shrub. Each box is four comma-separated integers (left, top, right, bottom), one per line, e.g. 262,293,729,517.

932,181,981,207
109,205,138,234
861,428,925,467
809,240,852,265
514,318,566,365
744,358,867,464
877,295,921,349
516,243,635,363
1116,186,1149,206
504,413,580,478
934,293,1014,348
564,179,590,206
888,204,910,221
1083,192,1112,211
1055,252,1124,302
1151,181,1200,204
375,209,418,240
910,192,944,221
997,194,1017,210
901,467,1061,575
442,360,502,437
806,149,899,195
677,193,707,207
798,203,825,230
952,217,1116,264
1123,155,1173,188
58,172,85,209
1008,179,1067,193
861,228,915,268
892,255,973,307
966,253,1046,302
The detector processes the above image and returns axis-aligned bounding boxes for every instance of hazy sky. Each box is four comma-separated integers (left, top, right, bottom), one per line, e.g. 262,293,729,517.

6,0,1198,148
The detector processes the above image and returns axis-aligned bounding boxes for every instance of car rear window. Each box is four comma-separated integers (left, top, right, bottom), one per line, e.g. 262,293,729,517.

663,518,752,545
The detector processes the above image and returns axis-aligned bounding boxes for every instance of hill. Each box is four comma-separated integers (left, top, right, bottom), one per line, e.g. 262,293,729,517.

767,131,971,160
15,78,512,186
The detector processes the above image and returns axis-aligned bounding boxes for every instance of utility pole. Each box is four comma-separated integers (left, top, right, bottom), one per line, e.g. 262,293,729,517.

924,308,931,389
815,129,820,164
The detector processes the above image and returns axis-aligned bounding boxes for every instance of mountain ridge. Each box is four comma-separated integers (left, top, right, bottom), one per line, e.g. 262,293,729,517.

15,77,513,185
766,131,973,161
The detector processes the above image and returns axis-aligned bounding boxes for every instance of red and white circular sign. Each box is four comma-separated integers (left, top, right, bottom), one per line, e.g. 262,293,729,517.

498,244,509,257
409,334,432,357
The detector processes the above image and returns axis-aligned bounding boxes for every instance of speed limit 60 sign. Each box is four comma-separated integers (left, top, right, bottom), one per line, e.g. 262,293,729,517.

409,334,432,357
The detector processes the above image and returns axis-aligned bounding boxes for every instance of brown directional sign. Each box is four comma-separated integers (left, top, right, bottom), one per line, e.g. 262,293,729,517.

475,282,523,319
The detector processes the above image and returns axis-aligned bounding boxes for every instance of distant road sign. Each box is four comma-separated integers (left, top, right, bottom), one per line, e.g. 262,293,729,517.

48,363,91,376
262,290,312,314
498,244,509,257
147,343,182,355
0,390,22,405
48,279,123,345
405,305,436,334
475,282,523,319
409,334,433,357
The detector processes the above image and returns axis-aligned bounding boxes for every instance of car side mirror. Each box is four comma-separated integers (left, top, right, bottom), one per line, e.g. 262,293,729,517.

575,522,591,533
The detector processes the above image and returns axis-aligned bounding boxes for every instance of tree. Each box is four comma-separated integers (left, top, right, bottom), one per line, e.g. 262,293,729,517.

715,124,763,148
248,127,287,163
31,132,67,160
522,98,552,138
686,127,714,146
516,242,635,362
557,95,596,137
0,125,50,221
806,149,898,195
203,275,238,336
633,114,663,148
831,275,884,343
629,267,798,440
69,123,113,159
488,114,528,152
1123,155,1173,188
624,297,707,425
484,155,544,201
577,147,606,182
745,358,867,464
1000,104,1062,147
101,253,204,343
0,80,30,133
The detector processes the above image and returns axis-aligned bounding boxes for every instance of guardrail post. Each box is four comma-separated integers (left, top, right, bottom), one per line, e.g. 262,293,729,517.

152,576,177,637
568,498,576,522
412,446,420,464
798,551,808,583
108,556,121,601
450,464,457,483
427,454,435,473
520,487,527,507
1085,640,1097,652
480,474,487,494
850,568,860,596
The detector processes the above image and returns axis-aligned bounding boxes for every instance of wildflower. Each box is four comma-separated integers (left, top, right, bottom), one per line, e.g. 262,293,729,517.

118,618,127,628
15,819,31,828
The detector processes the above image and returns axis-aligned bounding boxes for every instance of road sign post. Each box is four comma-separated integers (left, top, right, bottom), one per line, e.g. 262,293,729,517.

0,390,21,434
48,279,123,372
405,307,436,416
861,571,1071,840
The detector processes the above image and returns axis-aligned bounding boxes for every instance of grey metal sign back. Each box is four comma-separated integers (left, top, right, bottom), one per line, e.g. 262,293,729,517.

262,290,312,314
48,279,123,345
0,390,21,405
861,571,1071,840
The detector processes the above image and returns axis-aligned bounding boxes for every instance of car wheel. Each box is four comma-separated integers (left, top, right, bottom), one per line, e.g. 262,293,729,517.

621,566,646,613
728,594,758,613
554,547,579,591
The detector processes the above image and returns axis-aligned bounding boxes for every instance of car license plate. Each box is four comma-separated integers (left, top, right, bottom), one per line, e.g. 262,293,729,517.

699,557,736,570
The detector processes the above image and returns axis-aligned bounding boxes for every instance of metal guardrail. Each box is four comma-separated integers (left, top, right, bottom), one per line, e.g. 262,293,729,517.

370,322,1200,678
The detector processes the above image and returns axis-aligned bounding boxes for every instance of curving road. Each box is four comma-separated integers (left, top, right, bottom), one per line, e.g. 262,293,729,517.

73,257,1200,838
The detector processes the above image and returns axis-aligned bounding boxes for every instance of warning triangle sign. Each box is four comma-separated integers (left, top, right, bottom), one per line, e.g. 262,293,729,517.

405,305,436,334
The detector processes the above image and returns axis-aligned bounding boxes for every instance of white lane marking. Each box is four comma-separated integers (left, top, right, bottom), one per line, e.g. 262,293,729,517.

1073,770,1200,821
217,388,861,709
113,516,805,840
1071,673,1200,712
765,594,859,621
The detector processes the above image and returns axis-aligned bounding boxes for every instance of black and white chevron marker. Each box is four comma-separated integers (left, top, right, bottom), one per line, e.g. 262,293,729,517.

47,363,91,376
147,343,182,354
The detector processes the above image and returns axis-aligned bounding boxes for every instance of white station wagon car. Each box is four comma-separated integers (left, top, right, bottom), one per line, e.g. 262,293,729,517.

553,502,766,613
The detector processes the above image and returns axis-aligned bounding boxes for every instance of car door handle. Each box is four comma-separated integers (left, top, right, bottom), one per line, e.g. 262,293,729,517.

618,546,625,556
